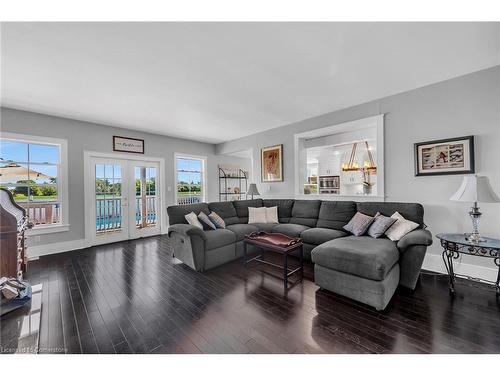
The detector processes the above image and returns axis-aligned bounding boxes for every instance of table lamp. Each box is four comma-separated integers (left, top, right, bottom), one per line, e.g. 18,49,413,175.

247,183,260,200
449,175,500,243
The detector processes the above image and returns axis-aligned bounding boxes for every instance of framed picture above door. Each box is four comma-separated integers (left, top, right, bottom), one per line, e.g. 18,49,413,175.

414,136,475,176
261,144,283,182
113,135,145,154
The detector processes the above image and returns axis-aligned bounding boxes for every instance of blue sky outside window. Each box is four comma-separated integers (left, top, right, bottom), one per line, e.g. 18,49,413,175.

0,138,62,225
0,139,60,182
177,158,202,185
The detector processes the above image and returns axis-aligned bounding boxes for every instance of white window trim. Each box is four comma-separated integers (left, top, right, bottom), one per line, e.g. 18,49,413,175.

0,132,69,235
174,153,207,205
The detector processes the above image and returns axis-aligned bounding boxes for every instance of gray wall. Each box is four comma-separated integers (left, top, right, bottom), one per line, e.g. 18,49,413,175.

0,107,251,247
217,66,500,268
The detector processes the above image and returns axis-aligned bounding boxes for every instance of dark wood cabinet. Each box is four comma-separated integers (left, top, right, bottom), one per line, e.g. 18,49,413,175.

0,188,29,279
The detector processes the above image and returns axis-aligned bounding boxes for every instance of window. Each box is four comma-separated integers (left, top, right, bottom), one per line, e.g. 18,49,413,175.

295,114,384,199
175,154,206,205
0,133,68,233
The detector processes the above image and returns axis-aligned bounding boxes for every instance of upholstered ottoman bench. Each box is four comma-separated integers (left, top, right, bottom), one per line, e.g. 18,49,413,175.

311,236,400,311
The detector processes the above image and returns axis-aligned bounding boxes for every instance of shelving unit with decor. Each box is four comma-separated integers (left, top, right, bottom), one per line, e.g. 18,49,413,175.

218,167,248,202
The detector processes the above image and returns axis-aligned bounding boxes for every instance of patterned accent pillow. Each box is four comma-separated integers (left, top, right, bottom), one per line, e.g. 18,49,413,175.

343,212,375,236
198,211,216,230
385,212,419,241
367,212,397,238
208,211,226,229
185,212,203,229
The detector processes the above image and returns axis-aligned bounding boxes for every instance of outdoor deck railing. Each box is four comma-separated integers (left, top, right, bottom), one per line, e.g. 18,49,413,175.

134,195,157,227
177,195,201,205
19,202,60,226
95,196,157,232
18,196,160,230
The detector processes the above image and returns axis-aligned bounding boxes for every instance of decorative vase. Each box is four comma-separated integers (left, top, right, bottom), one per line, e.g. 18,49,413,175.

363,184,372,195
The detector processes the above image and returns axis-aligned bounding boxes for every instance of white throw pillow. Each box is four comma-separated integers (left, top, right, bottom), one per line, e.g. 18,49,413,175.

185,211,203,229
248,207,267,224
384,212,419,241
265,206,279,224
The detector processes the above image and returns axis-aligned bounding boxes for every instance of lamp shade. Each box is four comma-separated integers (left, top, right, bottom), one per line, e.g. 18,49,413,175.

449,176,500,203
247,183,260,197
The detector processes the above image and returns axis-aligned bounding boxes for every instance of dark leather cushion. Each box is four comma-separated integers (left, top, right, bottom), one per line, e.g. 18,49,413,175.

167,203,210,225
311,236,399,281
263,199,294,223
290,200,321,227
208,202,240,226
300,227,347,245
356,202,425,229
317,201,357,230
272,223,310,238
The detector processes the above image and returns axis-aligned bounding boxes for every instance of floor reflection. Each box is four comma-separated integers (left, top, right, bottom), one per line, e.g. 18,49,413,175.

312,284,434,353
1,283,43,354
15,235,500,354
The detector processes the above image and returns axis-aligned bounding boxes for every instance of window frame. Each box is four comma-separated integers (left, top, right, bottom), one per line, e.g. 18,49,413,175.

174,153,207,205
1,132,69,234
293,114,385,200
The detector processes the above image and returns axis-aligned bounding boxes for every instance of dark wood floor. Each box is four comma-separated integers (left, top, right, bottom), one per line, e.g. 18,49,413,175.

5,235,500,354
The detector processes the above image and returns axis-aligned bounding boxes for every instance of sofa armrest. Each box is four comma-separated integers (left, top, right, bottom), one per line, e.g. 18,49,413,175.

168,224,206,271
397,229,433,251
168,223,206,240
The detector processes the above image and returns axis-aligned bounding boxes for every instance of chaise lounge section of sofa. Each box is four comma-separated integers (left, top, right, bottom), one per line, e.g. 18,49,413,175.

167,198,432,310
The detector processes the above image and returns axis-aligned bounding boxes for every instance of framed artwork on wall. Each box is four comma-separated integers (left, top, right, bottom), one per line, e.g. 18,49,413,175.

414,135,474,176
261,144,283,182
113,136,145,154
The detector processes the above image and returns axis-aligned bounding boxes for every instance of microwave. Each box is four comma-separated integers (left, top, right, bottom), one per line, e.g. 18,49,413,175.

319,175,340,194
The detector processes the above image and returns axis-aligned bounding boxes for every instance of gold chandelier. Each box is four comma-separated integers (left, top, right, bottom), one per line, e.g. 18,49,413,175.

341,141,377,173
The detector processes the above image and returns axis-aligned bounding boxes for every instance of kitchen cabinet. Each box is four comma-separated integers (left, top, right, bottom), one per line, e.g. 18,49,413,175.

341,171,363,185
318,151,339,176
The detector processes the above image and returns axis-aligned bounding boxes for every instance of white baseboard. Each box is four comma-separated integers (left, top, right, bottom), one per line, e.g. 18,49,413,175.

28,239,89,259
422,253,499,283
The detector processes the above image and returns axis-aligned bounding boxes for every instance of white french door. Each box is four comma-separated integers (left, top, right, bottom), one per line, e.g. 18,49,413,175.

86,155,162,246
128,160,161,239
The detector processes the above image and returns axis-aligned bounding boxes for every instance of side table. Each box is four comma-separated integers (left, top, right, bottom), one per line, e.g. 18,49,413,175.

436,233,500,295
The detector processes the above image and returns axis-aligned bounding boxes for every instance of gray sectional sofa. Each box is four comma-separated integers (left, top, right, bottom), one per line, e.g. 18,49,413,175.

167,199,432,310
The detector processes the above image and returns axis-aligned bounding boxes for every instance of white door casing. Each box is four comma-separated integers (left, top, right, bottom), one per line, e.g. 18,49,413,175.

84,151,166,247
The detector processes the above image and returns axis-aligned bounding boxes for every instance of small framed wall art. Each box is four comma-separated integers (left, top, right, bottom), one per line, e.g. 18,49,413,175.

261,144,283,182
113,136,145,154
414,135,474,176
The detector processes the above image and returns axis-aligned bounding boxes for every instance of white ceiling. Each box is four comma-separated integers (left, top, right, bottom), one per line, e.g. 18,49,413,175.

1,22,499,144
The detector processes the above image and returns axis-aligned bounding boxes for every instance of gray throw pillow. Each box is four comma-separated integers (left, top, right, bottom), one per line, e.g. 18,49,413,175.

208,211,226,229
198,211,216,230
185,212,203,229
367,212,397,238
343,212,375,236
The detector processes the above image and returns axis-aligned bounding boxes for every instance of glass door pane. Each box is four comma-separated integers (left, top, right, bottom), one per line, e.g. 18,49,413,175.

95,163,123,234
87,157,160,245
91,158,129,245
129,162,160,239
